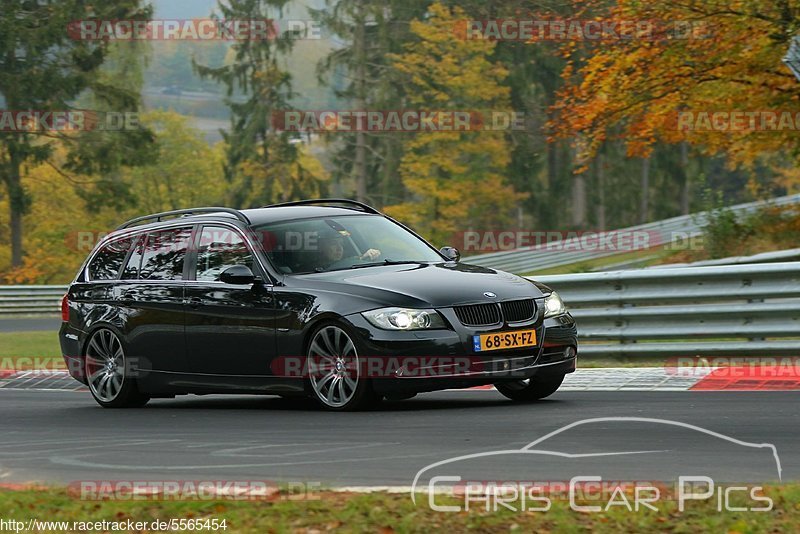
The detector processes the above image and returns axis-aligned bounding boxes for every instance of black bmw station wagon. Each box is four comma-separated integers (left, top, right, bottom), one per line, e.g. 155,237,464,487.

59,199,577,410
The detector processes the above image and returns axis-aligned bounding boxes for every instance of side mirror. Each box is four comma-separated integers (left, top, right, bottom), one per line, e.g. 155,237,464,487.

439,246,461,262
220,265,256,285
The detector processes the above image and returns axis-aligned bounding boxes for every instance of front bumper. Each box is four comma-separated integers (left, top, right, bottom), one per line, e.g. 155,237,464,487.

344,311,578,394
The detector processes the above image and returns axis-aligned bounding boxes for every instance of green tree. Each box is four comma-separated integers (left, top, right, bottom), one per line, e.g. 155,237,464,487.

0,110,227,283
194,0,325,207
0,0,153,267
123,111,226,213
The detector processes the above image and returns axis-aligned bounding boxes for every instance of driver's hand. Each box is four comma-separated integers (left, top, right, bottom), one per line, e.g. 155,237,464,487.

359,248,381,261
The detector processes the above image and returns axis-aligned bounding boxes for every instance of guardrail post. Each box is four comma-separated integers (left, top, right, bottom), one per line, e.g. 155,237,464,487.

747,296,765,342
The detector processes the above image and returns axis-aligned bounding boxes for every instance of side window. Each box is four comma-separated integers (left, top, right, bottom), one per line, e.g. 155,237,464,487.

88,236,136,281
139,227,193,280
195,226,254,282
121,235,144,280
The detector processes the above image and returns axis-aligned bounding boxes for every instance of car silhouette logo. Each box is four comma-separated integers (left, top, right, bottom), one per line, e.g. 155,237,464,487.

483,292,497,298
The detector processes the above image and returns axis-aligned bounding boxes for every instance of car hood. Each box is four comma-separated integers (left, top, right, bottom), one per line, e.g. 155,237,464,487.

294,262,546,308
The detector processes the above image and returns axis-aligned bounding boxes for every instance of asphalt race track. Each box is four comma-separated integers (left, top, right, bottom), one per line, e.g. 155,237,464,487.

1,389,797,487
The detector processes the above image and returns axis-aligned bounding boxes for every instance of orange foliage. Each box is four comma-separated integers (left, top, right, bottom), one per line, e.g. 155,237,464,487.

551,0,800,175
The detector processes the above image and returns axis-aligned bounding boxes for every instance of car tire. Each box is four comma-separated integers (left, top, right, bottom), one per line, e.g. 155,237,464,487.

85,328,150,409
306,322,379,411
494,374,565,402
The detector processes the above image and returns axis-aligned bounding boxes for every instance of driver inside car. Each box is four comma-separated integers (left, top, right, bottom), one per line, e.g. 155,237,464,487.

318,230,381,270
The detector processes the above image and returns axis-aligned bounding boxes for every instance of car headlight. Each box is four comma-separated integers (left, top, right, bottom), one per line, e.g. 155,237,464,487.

543,291,567,318
362,308,445,330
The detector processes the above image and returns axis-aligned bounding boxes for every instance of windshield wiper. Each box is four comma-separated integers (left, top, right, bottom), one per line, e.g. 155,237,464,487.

348,259,427,270
315,260,427,273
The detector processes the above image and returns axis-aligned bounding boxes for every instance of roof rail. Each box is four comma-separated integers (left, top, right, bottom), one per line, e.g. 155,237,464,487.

262,198,382,214
116,207,251,231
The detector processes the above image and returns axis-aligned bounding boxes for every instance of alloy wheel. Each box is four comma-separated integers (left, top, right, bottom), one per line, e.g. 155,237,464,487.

86,329,126,403
308,325,360,408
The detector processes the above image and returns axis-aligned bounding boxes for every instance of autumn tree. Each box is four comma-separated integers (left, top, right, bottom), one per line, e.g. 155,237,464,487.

384,2,525,244
552,0,800,200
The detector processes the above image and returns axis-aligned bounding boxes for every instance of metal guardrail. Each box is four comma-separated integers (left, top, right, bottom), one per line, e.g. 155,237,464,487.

536,262,800,358
647,247,800,269
3,262,800,359
588,247,800,272
0,285,66,315
465,193,800,274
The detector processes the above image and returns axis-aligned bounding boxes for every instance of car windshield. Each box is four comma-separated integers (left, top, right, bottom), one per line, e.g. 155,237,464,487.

255,215,443,274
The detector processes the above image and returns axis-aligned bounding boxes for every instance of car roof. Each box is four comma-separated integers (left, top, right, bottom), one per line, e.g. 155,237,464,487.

109,205,378,240
241,206,376,226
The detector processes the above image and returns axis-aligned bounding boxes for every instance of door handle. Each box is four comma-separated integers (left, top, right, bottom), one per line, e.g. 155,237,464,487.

120,291,135,305
188,297,203,309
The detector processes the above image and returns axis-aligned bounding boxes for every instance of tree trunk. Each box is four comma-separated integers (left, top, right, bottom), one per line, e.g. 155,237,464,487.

6,156,24,267
595,152,606,231
353,0,368,203
569,141,587,228
571,173,587,228
354,131,367,202
639,156,650,223
679,141,690,215
381,137,400,208
545,136,559,226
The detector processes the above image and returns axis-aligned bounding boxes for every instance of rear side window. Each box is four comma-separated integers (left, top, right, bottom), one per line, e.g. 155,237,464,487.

139,227,193,280
195,226,254,281
87,236,137,281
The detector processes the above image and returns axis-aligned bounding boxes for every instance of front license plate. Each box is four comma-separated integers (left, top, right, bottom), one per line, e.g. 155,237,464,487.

472,329,537,352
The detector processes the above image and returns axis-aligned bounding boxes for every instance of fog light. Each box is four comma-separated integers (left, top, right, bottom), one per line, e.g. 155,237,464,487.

565,347,576,359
